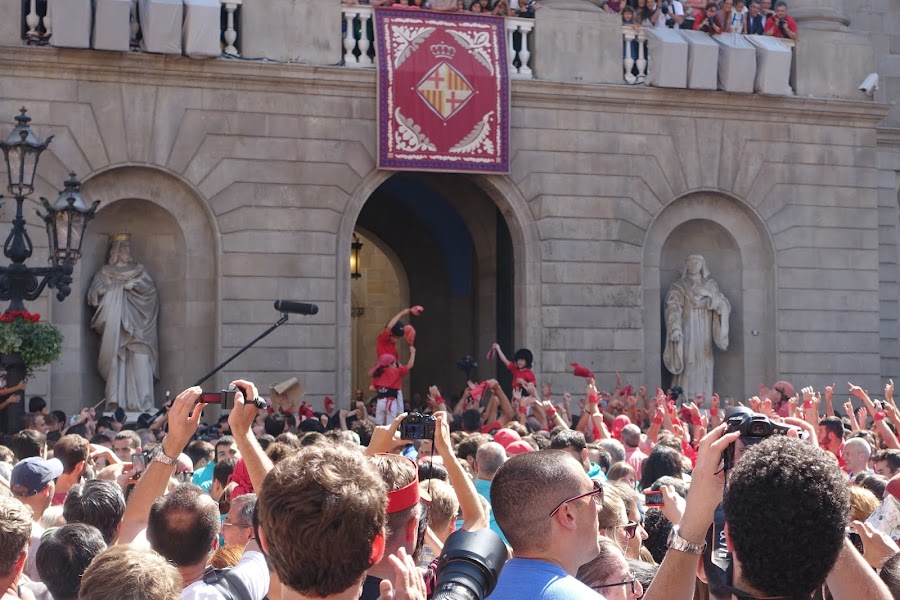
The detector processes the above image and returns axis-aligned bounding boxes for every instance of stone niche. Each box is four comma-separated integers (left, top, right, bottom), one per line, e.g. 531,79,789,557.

659,220,744,401
643,192,776,403
51,167,218,415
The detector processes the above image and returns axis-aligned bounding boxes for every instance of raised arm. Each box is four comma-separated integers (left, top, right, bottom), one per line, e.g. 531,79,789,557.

491,342,511,367
385,308,411,331
229,380,274,492
643,425,740,600
489,379,515,425
406,346,416,369
433,412,487,531
118,387,205,545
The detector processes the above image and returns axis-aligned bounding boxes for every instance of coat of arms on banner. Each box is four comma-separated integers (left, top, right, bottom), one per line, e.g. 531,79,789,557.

374,8,510,173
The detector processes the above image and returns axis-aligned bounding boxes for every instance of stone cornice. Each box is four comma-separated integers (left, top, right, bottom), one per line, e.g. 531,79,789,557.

0,45,888,128
877,127,900,149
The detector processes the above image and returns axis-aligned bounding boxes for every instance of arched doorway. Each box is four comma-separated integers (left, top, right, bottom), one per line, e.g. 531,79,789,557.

349,172,516,403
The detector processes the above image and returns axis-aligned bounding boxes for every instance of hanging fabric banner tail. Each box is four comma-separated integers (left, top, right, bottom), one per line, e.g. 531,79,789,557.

374,8,510,173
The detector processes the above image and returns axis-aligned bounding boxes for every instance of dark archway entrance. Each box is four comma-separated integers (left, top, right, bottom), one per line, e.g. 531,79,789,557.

351,172,515,404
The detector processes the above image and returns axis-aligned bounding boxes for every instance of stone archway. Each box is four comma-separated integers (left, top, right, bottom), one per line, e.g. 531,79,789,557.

642,191,777,401
50,166,220,414
336,170,541,407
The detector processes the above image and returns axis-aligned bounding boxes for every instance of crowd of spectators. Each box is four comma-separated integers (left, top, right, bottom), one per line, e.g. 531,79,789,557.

614,0,798,39
0,336,899,599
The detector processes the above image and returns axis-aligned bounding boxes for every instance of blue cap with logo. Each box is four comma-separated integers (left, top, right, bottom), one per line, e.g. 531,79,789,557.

10,456,63,497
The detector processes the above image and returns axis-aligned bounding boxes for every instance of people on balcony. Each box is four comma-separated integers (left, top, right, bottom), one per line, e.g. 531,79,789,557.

764,0,798,40
746,0,766,34
694,2,723,33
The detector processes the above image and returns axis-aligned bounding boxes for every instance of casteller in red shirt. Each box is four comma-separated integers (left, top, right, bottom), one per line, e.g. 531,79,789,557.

372,365,409,393
507,363,536,390
377,328,399,361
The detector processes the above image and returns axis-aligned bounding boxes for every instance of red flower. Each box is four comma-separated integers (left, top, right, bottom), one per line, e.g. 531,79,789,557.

0,311,40,323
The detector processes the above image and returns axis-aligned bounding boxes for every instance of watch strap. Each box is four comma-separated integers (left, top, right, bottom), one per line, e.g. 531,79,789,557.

667,527,707,555
151,446,178,466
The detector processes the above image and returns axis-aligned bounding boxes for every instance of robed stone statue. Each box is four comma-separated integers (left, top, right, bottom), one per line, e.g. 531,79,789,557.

87,233,160,411
663,254,730,401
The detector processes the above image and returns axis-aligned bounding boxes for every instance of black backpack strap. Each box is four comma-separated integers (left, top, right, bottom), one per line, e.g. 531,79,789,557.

202,565,255,600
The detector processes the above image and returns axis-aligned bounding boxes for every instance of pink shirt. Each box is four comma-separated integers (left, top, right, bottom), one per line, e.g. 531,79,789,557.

625,446,647,480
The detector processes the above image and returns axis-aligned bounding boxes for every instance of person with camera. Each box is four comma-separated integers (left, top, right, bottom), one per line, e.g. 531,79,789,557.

693,2,722,34
654,0,684,29
763,0,797,39
117,384,271,599
642,423,892,600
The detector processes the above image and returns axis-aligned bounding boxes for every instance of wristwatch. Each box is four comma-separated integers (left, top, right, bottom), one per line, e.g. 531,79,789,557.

667,527,707,555
150,445,179,467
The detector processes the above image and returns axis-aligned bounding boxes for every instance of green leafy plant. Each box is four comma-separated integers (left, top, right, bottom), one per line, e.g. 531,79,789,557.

0,311,63,375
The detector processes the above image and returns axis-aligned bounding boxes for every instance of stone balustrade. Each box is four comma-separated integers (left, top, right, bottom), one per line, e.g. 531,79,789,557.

622,25,647,84
342,5,535,79
20,0,240,55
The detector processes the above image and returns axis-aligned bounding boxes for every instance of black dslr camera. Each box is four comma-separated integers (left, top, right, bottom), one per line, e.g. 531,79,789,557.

400,412,437,440
456,355,479,380
722,408,794,470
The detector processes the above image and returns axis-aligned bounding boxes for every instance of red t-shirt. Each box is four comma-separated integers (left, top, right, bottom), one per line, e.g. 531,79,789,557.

377,329,399,360
481,420,503,434
764,14,797,37
372,365,409,391
507,363,536,389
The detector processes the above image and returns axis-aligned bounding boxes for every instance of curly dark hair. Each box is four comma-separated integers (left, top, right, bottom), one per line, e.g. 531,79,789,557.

723,437,849,598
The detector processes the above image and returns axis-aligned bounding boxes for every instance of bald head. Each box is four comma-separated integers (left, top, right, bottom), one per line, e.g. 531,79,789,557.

475,442,507,479
844,438,872,474
621,425,641,449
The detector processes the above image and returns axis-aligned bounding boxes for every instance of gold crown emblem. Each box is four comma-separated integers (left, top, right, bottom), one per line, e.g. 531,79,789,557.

109,232,131,242
430,43,456,60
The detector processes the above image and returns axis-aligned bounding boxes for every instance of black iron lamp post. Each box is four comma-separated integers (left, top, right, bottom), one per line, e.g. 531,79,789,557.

0,107,99,431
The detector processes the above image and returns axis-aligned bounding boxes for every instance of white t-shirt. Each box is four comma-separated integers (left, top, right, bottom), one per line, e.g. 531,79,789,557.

182,551,270,600
657,0,684,28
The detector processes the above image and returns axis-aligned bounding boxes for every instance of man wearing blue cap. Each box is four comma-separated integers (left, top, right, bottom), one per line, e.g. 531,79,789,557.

10,456,63,582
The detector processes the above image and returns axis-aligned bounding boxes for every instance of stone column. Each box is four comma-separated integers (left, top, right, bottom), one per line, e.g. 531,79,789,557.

788,0,874,98
533,0,623,84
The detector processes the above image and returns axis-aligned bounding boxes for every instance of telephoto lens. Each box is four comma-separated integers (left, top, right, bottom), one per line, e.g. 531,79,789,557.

432,529,509,600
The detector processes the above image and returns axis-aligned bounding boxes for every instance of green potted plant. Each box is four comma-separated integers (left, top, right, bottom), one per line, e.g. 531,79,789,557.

0,310,63,376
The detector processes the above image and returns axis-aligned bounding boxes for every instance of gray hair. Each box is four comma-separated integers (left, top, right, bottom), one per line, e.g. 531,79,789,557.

229,493,257,528
598,439,626,464
476,442,507,478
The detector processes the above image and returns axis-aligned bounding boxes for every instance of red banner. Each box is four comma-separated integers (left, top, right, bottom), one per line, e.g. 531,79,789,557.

375,8,510,173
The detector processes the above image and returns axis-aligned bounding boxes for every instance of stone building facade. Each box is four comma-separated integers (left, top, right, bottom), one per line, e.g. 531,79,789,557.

0,0,897,414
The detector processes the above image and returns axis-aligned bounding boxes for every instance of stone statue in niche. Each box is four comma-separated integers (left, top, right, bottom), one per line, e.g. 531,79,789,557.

87,232,160,411
663,254,731,402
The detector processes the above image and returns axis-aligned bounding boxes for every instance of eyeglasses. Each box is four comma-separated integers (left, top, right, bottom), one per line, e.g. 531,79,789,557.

549,480,604,517
592,571,639,595
221,520,251,530
621,521,639,539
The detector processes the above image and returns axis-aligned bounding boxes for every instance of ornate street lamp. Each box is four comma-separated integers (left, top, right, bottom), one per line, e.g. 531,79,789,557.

0,108,99,313
0,108,98,433
350,234,363,279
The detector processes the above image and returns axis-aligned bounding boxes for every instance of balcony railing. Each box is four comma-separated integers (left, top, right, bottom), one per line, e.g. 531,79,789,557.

21,0,241,57
621,25,796,94
342,5,535,80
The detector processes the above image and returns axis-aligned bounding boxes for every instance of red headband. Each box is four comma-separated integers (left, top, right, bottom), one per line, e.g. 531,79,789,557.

387,478,420,514
379,454,421,514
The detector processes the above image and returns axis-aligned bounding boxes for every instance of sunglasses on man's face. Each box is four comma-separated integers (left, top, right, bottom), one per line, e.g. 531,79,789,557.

549,480,604,517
